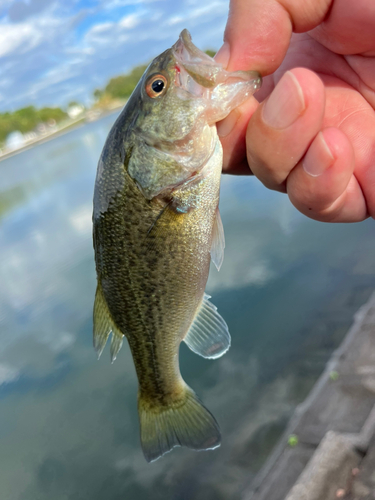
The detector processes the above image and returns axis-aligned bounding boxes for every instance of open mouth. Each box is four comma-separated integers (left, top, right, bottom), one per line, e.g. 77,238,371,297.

172,29,225,90
171,29,262,125
172,29,262,94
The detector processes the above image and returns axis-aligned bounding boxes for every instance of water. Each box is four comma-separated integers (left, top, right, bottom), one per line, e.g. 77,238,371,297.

1,113,374,500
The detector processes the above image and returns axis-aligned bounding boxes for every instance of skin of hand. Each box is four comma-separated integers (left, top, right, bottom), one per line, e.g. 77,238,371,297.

215,0,375,222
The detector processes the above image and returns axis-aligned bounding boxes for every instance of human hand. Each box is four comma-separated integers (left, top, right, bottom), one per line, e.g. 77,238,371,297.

215,0,375,222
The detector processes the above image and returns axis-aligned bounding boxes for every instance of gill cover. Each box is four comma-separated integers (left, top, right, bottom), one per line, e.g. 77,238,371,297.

127,29,262,200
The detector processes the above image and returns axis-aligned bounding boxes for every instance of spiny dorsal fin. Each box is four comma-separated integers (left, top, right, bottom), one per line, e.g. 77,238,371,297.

93,281,124,362
183,293,230,359
210,207,225,271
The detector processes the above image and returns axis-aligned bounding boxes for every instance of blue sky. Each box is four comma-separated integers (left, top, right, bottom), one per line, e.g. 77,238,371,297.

0,0,230,111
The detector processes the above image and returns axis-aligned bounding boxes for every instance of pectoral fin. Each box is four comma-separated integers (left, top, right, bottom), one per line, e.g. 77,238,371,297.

183,294,230,359
93,281,124,362
210,207,225,271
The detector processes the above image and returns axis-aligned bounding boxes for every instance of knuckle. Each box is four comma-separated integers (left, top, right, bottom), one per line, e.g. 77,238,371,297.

287,180,335,213
247,151,288,192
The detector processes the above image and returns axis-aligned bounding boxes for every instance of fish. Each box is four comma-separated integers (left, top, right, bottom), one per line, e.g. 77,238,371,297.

92,29,261,462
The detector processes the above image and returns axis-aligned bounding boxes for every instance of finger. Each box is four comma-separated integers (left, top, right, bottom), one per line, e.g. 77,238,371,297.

218,97,259,175
287,127,368,222
245,68,326,191
310,0,375,55
219,0,332,74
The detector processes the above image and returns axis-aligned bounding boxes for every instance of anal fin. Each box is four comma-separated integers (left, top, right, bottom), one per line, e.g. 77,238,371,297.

93,281,124,362
183,294,230,359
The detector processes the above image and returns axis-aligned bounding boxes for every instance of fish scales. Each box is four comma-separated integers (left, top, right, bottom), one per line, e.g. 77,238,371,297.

95,160,220,397
93,29,261,462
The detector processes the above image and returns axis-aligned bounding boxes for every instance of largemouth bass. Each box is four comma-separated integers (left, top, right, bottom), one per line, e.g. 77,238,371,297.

93,29,261,462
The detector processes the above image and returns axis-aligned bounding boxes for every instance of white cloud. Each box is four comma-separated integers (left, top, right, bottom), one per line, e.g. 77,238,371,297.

70,206,92,234
42,331,76,353
0,6,69,61
208,255,274,292
188,2,228,20
0,77,11,87
25,63,80,97
103,0,158,9
88,21,114,35
0,0,230,109
65,46,95,56
166,15,183,26
0,21,43,57
0,363,20,385
84,12,143,47
119,13,140,29
84,21,118,47
83,10,146,53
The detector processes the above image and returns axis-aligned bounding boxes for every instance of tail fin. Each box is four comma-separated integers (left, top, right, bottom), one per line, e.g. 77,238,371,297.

138,386,221,462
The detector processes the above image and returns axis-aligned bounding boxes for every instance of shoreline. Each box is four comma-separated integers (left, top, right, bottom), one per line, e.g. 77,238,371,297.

0,105,123,163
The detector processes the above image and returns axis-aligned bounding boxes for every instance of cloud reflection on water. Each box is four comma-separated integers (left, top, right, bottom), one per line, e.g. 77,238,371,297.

0,115,375,499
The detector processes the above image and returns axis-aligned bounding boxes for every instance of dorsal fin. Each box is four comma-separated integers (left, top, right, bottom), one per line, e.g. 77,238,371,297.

93,281,124,362
183,293,230,359
210,207,225,271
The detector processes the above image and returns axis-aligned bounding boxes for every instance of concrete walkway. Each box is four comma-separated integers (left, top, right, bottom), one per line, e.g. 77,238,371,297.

245,292,375,500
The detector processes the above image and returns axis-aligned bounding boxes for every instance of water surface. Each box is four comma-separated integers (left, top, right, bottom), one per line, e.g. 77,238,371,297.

1,114,375,500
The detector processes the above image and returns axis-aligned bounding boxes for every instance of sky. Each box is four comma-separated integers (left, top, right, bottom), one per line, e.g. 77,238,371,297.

0,0,230,112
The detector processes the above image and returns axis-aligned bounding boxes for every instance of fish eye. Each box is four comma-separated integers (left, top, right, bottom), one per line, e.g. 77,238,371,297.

145,74,168,98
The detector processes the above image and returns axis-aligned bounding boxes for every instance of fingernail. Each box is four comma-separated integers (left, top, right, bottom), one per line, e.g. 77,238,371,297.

303,131,334,177
214,42,230,69
262,71,305,129
217,109,240,137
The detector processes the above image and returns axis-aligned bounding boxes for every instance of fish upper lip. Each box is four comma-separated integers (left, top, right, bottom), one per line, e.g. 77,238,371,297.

172,29,262,94
172,29,224,89
173,29,216,68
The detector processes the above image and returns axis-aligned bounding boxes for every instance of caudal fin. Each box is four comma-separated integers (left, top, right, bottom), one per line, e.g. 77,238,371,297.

138,387,221,462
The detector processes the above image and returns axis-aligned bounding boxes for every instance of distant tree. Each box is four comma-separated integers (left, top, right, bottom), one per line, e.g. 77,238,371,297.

104,64,148,99
0,112,14,143
0,106,67,143
67,101,83,109
12,106,39,133
205,49,216,58
38,107,67,123
93,89,103,101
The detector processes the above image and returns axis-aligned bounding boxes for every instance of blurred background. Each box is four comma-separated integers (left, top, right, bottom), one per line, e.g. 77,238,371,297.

1,1,375,499
0,0,224,154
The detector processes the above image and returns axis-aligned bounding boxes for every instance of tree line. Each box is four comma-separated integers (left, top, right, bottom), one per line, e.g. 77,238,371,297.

0,50,216,145
93,63,148,103
0,106,68,144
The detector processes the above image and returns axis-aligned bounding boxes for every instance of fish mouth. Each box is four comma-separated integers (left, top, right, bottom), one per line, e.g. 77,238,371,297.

172,29,262,90
172,29,227,90
172,29,262,121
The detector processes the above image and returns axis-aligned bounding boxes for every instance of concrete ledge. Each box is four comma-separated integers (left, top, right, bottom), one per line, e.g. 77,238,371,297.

246,292,375,500
344,404,375,453
249,444,315,500
285,432,360,500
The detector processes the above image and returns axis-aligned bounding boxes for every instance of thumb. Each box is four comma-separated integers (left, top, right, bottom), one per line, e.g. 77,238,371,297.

218,0,332,74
